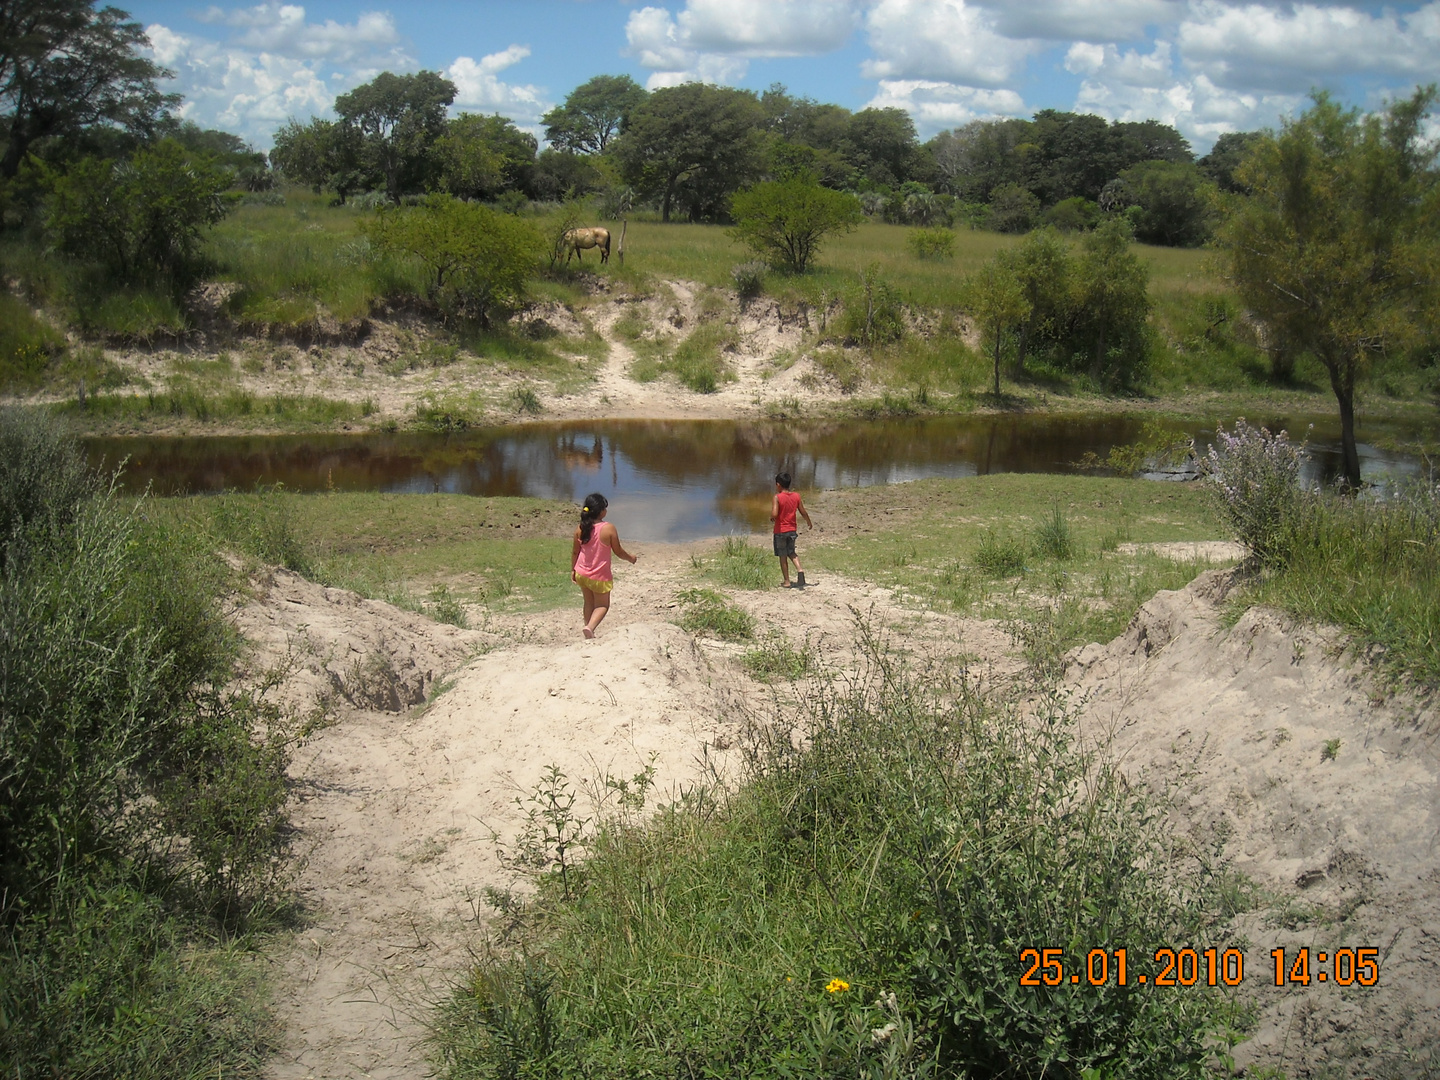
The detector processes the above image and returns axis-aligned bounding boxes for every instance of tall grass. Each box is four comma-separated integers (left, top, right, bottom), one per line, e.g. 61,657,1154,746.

435,634,1244,1078
0,407,297,1076
1261,482,1440,684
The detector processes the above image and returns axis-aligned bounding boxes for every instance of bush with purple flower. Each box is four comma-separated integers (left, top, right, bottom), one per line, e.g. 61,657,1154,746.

1203,419,1304,566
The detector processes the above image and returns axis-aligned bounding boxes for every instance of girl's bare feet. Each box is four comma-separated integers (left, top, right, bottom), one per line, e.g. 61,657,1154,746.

583,627,595,639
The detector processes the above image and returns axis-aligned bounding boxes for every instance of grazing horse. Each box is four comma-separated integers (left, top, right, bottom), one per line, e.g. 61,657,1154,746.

563,226,611,265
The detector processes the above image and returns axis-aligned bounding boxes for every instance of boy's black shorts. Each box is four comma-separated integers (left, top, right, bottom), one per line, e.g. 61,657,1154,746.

773,531,797,557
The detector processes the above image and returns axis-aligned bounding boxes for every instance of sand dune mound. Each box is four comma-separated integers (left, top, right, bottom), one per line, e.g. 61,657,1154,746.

1070,572,1440,1076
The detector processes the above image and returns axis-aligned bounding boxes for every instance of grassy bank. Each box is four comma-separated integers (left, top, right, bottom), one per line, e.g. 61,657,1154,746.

433,629,1247,1078
6,186,1431,433
0,409,295,1077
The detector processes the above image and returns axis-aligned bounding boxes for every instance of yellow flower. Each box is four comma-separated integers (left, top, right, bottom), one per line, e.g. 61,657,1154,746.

825,978,850,994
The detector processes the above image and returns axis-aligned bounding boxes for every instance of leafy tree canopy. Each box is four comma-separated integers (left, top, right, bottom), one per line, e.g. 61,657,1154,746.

1199,131,1265,193
1116,159,1214,247
334,69,455,203
728,177,862,273
434,112,536,201
43,138,235,278
611,83,766,222
0,0,178,179
364,194,542,327
1216,87,1440,486
542,74,645,155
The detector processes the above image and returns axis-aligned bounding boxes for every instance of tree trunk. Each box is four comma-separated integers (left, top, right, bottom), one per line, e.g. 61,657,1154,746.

662,174,676,223
0,127,30,181
993,330,1002,396
1327,359,1362,489
1015,312,1033,379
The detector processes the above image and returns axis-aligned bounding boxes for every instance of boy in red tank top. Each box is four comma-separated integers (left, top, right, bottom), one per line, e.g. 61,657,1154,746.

770,472,813,589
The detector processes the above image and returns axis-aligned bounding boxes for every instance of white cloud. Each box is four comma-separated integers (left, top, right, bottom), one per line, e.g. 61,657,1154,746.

1178,1,1440,91
1071,41,1304,151
626,1,859,88
866,79,1027,135
447,46,548,122
145,6,552,148
679,0,862,56
625,6,748,88
200,4,403,62
861,0,1040,87
976,0,1181,44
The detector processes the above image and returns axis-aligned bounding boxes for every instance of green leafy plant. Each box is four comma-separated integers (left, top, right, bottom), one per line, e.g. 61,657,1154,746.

906,227,955,260
727,178,863,273
676,587,755,641
974,530,1027,576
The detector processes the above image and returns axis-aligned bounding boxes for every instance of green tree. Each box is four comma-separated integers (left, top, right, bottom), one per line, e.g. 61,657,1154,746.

1216,88,1440,486
0,0,178,179
611,83,765,222
841,106,924,187
334,69,455,203
1116,160,1214,246
270,116,369,200
964,256,1030,396
365,194,542,327
988,182,1040,233
542,74,645,155
1074,216,1152,388
44,139,235,277
433,112,537,201
1002,227,1074,379
1199,131,1265,193
728,177,862,273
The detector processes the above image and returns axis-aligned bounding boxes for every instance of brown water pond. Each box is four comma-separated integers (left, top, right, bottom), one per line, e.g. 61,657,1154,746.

86,413,1432,542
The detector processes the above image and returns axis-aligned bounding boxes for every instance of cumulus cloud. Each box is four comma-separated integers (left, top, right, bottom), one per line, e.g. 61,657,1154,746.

1178,1,1440,91
866,79,1028,135
198,4,403,62
1070,39,1304,149
447,46,547,122
976,0,1181,44
862,0,1039,86
626,1,859,88
145,5,550,148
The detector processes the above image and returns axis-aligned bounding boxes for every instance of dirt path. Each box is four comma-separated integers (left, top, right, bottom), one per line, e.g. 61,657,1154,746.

250,543,995,1079
245,553,1440,1079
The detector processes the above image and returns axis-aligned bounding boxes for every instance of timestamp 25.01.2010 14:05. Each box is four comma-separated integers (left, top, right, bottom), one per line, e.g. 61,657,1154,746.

1018,947,1381,989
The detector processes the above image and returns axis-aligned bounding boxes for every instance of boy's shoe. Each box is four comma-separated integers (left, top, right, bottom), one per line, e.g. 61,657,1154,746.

796,571,806,587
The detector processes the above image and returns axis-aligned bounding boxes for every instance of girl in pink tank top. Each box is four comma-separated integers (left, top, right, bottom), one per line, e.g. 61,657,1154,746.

571,492,638,639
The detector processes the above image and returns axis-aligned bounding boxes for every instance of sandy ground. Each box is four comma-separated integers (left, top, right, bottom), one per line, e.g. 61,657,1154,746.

237,537,1440,1080
246,541,999,1080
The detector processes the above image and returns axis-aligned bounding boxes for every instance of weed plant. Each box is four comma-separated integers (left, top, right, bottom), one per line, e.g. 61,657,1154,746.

1033,501,1077,560
741,629,813,681
975,529,1028,576
0,408,297,1075
436,632,1243,1078
676,587,755,641
1257,479,1440,685
703,534,775,590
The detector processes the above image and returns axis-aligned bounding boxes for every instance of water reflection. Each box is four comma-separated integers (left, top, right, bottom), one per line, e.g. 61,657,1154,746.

86,414,1434,542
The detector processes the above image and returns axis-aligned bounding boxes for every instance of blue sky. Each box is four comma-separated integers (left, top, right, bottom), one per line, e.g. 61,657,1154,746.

128,1,1440,153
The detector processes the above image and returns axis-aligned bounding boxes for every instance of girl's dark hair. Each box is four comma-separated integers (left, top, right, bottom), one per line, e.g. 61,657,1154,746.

775,472,792,490
579,492,608,542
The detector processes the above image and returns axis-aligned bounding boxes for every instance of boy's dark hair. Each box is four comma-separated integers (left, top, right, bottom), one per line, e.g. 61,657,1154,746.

579,492,608,543
775,472,792,490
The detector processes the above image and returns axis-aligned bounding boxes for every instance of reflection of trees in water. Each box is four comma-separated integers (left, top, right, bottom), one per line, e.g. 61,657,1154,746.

88,415,1424,531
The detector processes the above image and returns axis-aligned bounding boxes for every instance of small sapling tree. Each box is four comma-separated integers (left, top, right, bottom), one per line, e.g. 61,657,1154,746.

728,177,863,273
964,256,1030,396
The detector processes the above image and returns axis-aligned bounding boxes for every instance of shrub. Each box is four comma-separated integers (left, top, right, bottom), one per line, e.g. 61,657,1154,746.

987,182,1041,233
906,227,956,259
731,260,767,300
1202,419,1303,566
728,178,863,273
839,263,906,349
365,194,543,327
0,407,297,1072
676,587,754,641
975,529,1027,575
437,637,1238,1078
44,140,238,280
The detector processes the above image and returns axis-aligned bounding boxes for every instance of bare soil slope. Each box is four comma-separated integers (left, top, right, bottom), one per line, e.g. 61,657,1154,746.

244,556,1438,1079
1072,572,1440,1077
